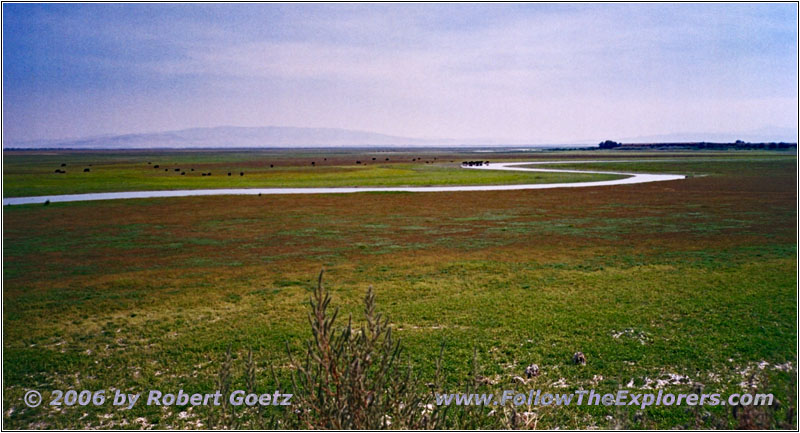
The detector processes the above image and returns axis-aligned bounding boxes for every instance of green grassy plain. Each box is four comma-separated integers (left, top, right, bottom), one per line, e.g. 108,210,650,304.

2,151,624,197
2,150,797,429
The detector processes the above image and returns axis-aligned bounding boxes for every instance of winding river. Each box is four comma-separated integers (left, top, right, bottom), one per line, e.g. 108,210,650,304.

2,160,685,205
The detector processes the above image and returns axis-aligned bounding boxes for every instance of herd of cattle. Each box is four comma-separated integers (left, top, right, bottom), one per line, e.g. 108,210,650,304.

52,159,491,176
53,162,91,174
52,162,233,177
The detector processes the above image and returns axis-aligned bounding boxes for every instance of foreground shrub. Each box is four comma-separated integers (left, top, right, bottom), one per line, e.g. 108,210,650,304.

285,270,441,429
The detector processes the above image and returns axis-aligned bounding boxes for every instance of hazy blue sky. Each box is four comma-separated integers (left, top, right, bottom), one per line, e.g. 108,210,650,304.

3,3,797,143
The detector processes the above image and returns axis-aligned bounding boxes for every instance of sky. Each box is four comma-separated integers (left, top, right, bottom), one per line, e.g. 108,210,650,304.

2,3,798,143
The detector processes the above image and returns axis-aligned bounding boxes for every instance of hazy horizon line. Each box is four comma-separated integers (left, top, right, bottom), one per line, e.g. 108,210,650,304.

3,124,798,148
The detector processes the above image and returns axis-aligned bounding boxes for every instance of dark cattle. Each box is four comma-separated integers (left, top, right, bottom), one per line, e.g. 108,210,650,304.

356,161,361,164
181,172,185,175
165,169,168,172
412,158,416,161
147,162,151,164
60,163,66,167
228,172,232,176
372,157,376,161
202,173,207,177
207,173,211,176
174,168,180,172
83,168,90,172
54,169,63,173
323,158,327,161
311,161,315,166
270,164,274,168
191,168,194,171
386,158,389,161
44,200,50,206
240,172,244,176
154,165,160,169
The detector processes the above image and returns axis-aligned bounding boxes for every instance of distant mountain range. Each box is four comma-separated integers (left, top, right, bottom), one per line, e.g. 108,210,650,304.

3,125,796,149
3,126,473,149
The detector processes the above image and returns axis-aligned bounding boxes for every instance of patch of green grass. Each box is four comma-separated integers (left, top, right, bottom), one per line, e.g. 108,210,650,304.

531,155,796,177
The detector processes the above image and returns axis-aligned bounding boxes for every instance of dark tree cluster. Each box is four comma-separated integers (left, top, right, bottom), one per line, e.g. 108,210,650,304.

598,140,621,149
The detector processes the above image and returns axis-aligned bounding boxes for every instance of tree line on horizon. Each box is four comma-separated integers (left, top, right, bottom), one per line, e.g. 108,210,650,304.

598,139,796,150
